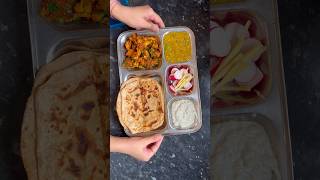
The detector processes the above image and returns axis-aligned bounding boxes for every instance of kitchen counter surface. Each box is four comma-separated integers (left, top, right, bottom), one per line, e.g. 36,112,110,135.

278,1,320,179
109,0,211,179
0,0,320,179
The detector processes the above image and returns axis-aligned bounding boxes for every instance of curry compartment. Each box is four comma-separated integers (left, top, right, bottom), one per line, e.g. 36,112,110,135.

117,31,163,84
122,33,162,70
31,0,107,30
27,0,107,75
117,27,202,136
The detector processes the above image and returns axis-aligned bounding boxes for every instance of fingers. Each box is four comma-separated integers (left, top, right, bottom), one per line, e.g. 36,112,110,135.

138,20,160,32
139,135,163,161
143,134,164,153
136,5,164,32
143,134,163,144
148,11,165,29
149,136,163,153
148,22,160,32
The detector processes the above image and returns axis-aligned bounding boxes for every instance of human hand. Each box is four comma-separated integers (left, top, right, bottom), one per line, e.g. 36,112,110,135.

111,4,165,32
125,134,164,161
110,134,164,161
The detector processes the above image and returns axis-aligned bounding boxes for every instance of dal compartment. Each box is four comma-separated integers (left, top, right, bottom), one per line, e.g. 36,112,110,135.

163,31,192,64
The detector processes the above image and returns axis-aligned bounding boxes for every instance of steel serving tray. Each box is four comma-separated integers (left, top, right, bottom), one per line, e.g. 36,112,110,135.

27,0,107,76
116,27,202,136
210,0,293,179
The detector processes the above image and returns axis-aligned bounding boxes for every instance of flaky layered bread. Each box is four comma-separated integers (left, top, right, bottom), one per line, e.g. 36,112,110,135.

116,77,165,134
53,37,108,60
21,51,109,180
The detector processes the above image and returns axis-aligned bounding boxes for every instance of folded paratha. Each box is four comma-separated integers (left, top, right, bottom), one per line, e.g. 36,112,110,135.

21,51,109,180
52,37,108,60
116,77,165,134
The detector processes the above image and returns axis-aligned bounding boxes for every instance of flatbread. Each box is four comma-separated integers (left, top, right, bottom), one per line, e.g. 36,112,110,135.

116,77,165,134
53,37,107,60
21,51,109,180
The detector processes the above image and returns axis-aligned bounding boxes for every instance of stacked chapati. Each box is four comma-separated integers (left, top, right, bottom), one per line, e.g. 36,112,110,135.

21,38,109,180
116,77,165,134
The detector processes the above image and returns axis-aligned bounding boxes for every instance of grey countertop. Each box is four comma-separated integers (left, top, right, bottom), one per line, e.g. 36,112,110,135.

0,0,32,179
278,1,320,179
109,0,210,179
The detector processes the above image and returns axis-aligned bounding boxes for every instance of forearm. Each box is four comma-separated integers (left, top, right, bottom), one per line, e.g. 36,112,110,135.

110,135,129,153
110,0,120,17
110,0,129,23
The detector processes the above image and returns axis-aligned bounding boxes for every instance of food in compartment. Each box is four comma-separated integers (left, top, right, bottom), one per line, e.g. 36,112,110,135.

122,33,162,70
163,31,192,64
211,118,280,180
116,77,165,134
117,28,202,135
210,12,270,108
171,99,197,129
167,65,194,96
21,51,109,179
40,0,107,24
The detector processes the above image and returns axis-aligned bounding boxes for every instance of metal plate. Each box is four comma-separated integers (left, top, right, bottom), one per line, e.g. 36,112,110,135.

27,0,106,75
116,27,202,136
210,0,293,179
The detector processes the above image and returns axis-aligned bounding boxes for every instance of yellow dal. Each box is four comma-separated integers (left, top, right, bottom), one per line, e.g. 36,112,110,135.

163,31,192,64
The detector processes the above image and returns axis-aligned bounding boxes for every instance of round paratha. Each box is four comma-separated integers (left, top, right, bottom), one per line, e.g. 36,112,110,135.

21,51,109,180
116,77,165,134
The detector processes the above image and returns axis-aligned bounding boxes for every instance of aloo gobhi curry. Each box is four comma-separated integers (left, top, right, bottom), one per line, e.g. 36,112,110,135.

40,0,107,24
123,33,162,70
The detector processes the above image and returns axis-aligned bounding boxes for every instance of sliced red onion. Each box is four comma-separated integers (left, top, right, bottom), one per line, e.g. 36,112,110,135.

169,74,176,81
169,85,176,92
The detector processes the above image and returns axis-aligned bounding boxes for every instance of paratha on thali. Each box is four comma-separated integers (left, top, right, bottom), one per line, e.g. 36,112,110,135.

116,77,165,134
21,51,109,180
